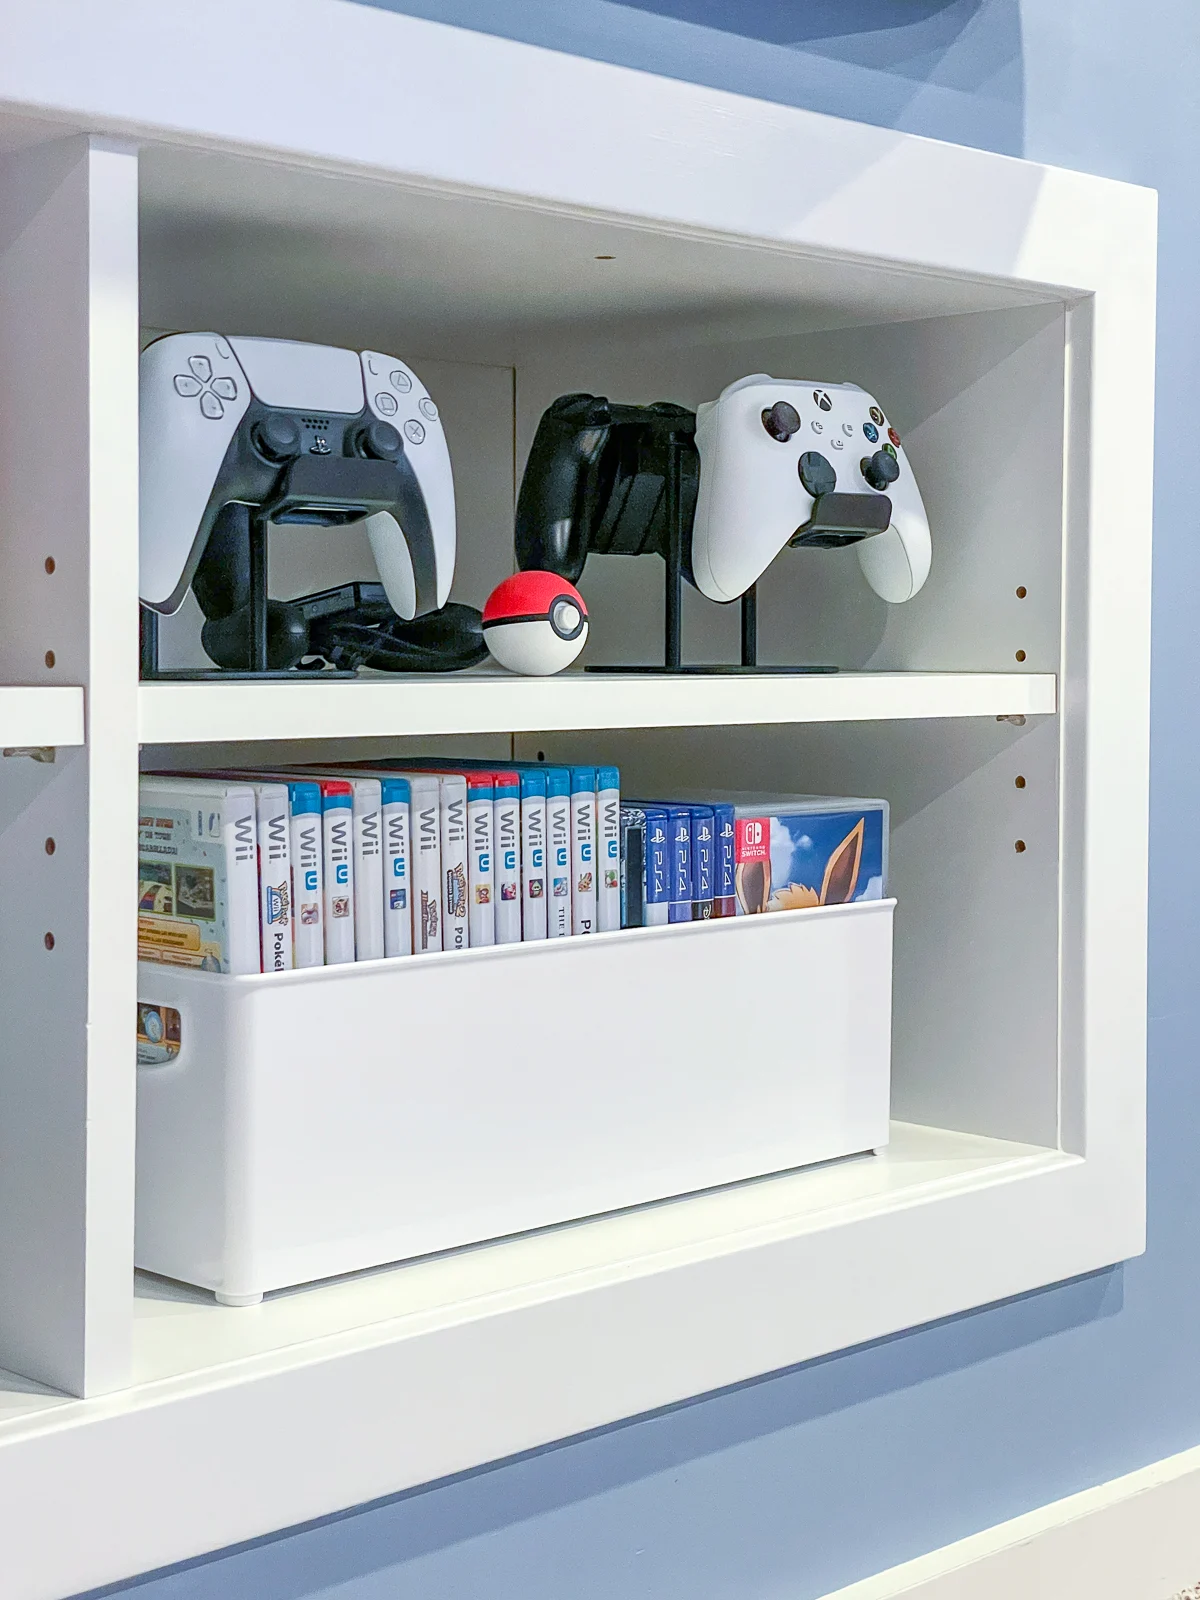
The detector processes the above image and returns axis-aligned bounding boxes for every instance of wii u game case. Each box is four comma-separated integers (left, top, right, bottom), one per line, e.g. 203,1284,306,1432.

493,772,522,945
381,778,413,958
288,782,325,968
320,781,356,964
597,766,621,932
138,778,260,974
466,773,495,947
519,769,547,941
667,805,693,924
252,782,294,972
545,767,571,939
570,767,597,935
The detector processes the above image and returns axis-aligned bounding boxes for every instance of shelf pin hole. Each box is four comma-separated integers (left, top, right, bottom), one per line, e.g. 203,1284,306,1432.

44,557,55,575
1014,776,1026,790
44,837,56,855
44,650,55,669
43,932,55,950
1014,840,1027,853
1015,649,1027,662
1016,585,1027,599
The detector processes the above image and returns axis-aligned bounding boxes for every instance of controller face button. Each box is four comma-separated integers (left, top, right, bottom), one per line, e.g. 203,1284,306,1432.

761,401,801,442
173,374,202,397
549,595,586,640
883,442,898,460
798,451,837,498
199,391,225,420
888,427,901,447
404,419,426,445
862,449,901,491
830,436,844,451
374,391,399,416
810,419,824,435
252,416,303,461
863,422,879,443
842,423,855,437
419,397,439,420
189,355,213,384
869,405,885,425
389,369,413,393
211,377,238,400
358,419,403,460
813,389,833,411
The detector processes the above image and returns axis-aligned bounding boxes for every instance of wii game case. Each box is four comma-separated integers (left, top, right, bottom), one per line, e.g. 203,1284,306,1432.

138,778,260,974
320,781,356,964
545,767,571,939
409,776,443,953
252,782,294,972
288,782,325,968
381,777,413,958
570,767,597,935
597,766,621,932
352,779,385,961
437,774,469,950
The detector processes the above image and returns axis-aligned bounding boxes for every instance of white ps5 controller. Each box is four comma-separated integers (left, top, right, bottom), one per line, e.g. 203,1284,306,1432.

691,377,932,604
140,334,456,618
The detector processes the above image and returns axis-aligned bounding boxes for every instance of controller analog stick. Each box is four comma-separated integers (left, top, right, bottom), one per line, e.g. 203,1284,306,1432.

761,401,801,443
861,450,900,491
356,419,403,461
798,451,837,498
252,416,302,462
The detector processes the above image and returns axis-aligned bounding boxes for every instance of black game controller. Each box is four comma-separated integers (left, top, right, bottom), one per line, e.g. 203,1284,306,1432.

515,394,700,585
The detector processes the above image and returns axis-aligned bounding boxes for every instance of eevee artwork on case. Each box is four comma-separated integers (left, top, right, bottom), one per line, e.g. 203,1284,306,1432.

733,805,886,915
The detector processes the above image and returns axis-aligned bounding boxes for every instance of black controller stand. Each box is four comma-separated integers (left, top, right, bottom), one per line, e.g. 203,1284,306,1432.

585,431,839,675
141,457,406,681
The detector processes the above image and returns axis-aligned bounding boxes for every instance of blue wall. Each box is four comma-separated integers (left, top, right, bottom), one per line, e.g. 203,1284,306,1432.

98,4,1198,1595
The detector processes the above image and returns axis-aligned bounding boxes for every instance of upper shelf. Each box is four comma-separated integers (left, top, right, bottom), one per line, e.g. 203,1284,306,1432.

137,671,1055,745
0,686,84,748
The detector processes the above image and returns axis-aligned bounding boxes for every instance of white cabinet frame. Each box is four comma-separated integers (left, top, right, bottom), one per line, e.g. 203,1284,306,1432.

0,3,1154,1594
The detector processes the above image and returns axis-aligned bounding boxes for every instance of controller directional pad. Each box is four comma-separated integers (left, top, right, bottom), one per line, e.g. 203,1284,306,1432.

173,355,238,419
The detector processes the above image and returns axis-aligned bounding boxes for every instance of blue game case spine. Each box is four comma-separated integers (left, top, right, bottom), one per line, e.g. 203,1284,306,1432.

690,805,715,920
642,806,670,926
711,803,737,917
667,805,693,924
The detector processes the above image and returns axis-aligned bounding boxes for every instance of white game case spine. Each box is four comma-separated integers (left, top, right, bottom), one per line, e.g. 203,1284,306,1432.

438,775,469,951
571,768,598,935
521,778,547,942
545,774,571,940
138,778,260,975
322,788,356,966
351,778,385,962
254,783,294,973
493,778,522,946
381,780,413,958
409,777,443,953
597,767,621,933
289,784,325,969
467,780,495,947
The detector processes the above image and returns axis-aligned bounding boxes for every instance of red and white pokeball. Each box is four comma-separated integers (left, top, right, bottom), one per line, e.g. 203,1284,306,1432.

482,571,589,675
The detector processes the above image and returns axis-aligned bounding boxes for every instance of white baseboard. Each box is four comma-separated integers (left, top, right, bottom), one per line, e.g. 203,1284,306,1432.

820,1443,1200,1600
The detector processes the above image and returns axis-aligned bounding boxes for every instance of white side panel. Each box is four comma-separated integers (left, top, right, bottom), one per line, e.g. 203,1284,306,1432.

0,137,139,1394
135,903,893,1301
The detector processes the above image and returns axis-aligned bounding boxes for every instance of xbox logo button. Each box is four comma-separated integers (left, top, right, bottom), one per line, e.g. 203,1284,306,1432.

813,389,833,412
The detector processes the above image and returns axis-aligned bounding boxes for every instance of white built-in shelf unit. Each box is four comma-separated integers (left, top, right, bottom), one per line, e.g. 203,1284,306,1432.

0,2,1154,1594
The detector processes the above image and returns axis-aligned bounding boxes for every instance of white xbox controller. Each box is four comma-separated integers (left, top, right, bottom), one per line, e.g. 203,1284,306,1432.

140,334,456,618
691,376,931,604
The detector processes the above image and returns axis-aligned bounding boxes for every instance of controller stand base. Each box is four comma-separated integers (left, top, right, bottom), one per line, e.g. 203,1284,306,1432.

140,459,411,681
584,434,836,675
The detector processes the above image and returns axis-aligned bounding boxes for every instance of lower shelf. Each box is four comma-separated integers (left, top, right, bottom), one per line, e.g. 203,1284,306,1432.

0,1121,1098,1599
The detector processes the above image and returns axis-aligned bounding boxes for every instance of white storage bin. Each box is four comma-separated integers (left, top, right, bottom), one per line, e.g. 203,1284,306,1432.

135,899,894,1304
